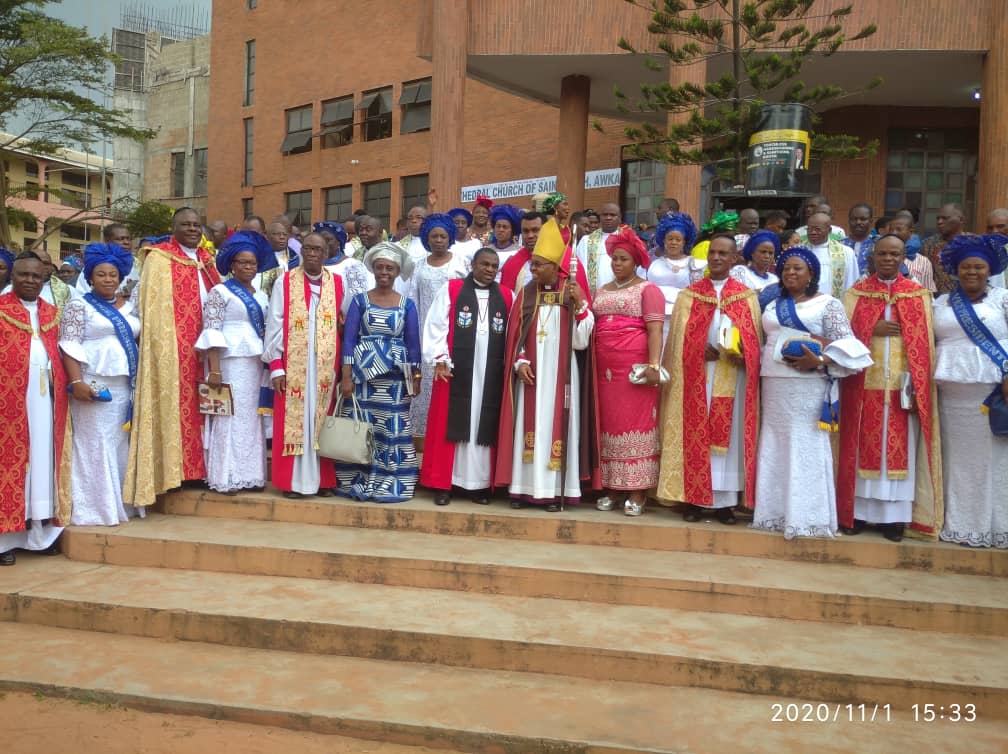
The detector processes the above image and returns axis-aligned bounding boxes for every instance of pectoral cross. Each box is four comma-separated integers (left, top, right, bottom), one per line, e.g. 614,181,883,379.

537,323,548,344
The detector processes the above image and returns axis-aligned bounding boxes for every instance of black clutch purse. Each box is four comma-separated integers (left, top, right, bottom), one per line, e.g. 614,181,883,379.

983,386,1008,437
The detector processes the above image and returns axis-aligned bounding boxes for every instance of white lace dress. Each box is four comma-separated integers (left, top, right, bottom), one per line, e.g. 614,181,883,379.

195,283,269,493
934,287,1008,548
648,255,706,341
324,255,374,299
59,297,142,525
729,264,779,291
752,295,872,539
407,253,469,436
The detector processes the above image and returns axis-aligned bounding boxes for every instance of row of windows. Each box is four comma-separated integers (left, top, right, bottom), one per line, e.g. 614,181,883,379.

240,39,429,152
238,80,430,188
243,174,430,234
279,80,431,155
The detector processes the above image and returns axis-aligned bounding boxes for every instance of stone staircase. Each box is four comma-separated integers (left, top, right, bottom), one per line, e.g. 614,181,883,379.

0,490,1006,753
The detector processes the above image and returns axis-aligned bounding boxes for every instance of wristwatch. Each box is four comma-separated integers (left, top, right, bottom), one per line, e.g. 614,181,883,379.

816,354,826,372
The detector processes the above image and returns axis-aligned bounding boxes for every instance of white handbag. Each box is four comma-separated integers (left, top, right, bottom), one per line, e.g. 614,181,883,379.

628,363,670,385
317,393,375,465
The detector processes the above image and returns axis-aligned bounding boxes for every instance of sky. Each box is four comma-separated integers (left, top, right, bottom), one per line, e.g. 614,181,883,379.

46,0,212,38
8,1,213,149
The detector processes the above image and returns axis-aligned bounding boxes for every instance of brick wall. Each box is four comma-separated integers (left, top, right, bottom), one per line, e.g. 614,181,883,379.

208,0,629,227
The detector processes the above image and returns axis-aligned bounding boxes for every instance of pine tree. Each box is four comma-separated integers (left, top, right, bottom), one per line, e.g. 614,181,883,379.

611,0,880,185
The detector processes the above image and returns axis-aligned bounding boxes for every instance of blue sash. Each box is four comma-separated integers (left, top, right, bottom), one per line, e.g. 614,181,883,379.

949,286,1008,377
775,295,839,431
224,278,265,338
84,292,138,430
775,295,809,332
222,279,272,414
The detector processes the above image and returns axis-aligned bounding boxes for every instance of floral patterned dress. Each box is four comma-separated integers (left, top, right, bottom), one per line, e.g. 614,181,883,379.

592,281,665,489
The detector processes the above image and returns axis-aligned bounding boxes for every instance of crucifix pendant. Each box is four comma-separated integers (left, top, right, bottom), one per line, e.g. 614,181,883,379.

537,325,548,344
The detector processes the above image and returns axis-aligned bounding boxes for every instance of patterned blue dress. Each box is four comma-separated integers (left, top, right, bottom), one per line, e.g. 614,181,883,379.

336,293,421,502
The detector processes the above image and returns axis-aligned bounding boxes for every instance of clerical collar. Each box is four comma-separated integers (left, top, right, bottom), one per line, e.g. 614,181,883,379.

474,280,491,289
878,276,897,285
18,298,37,307
306,272,323,282
811,241,829,250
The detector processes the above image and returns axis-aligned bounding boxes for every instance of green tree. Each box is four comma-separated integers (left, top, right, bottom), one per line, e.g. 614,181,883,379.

118,198,173,239
611,0,880,185
0,0,155,244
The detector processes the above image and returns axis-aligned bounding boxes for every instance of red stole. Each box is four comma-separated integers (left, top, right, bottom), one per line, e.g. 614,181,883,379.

838,275,938,532
148,239,221,479
0,293,68,533
677,278,762,507
420,280,514,490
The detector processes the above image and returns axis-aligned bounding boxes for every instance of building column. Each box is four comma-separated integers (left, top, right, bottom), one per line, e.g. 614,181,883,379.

663,61,705,219
978,9,1008,222
558,75,590,211
430,0,467,210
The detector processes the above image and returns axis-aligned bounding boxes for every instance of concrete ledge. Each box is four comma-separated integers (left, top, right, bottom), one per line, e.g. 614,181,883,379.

62,518,1008,636
162,490,1008,577
7,561,1007,719
1,623,1006,754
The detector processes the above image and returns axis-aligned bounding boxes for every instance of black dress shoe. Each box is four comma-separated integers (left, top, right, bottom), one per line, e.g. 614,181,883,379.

282,491,304,499
716,507,737,525
882,523,905,542
316,488,335,498
434,490,450,506
545,503,561,512
0,550,14,566
510,500,524,509
471,489,491,505
840,519,866,536
682,505,702,523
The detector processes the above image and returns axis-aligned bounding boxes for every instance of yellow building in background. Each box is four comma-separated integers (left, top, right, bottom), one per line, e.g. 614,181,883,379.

2,135,113,257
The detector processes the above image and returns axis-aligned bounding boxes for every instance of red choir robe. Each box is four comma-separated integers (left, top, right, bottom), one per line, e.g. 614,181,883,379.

839,275,943,538
0,293,71,532
125,237,221,506
658,277,763,507
268,269,344,492
420,278,514,489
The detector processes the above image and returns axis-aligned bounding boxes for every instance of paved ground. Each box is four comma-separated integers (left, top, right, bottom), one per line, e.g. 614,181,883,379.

0,690,454,754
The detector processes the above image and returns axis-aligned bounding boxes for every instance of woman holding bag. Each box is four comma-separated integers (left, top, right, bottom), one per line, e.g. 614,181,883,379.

59,243,141,525
592,227,665,516
336,242,422,503
751,246,872,539
934,234,1008,547
196,231,277,495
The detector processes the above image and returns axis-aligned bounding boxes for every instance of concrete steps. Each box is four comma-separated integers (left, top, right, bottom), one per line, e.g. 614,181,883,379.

2,488,1006,752
64,512,1008,635
2,621,1006,754
164,490,1008,576
4,558,1005,717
